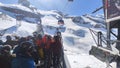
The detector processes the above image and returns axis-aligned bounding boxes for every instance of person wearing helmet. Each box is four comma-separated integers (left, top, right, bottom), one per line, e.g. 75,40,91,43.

36,34,44,59
12,41,36,68
33,32,38,37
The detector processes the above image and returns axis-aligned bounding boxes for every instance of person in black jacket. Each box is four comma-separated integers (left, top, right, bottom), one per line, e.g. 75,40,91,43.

0,45,12,68
51,35,62,68
3,35,18,49
12,41,36,68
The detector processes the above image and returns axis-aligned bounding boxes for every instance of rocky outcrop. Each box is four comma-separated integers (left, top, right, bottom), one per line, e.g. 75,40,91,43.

72,16,85,24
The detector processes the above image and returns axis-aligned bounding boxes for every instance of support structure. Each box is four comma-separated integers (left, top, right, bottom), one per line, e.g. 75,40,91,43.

15,14,24,27
90,0,120,67
107,20,120,68
108,20,120,50
106,22,111,49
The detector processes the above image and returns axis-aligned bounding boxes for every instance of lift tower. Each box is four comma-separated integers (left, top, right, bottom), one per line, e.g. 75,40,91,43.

89,0,120,68
103,0,120,67
103,0,120,49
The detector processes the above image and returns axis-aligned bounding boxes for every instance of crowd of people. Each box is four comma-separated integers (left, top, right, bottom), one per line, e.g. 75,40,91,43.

0,31,63,68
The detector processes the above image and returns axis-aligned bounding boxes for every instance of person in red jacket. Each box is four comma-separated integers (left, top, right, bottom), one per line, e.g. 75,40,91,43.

35,34,44,67
42,35,52,68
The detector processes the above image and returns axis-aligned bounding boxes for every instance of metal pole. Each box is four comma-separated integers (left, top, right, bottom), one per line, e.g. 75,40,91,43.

116,27,120,51
98,32,102,46
116,27,120,68
107,22,111,49
104,0,111,49
99,32,102,46
118,28,120,40
98,32,100,46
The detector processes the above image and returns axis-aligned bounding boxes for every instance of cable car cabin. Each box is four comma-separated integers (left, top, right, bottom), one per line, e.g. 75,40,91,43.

68,0,73,2
58,20,64,26
57,20,66,32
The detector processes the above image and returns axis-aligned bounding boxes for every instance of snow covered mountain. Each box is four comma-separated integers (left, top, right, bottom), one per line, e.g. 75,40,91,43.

0,3,110,68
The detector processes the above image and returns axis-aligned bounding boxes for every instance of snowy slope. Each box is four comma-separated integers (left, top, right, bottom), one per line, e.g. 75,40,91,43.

39,12,107,68
0,15,37,42
0,3,110,68
61,18,107,68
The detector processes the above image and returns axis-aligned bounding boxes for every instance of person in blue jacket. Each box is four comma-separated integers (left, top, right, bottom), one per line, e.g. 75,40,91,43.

12,39,36,68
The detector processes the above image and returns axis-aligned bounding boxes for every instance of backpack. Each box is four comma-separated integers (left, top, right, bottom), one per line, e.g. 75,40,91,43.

19,41,34,56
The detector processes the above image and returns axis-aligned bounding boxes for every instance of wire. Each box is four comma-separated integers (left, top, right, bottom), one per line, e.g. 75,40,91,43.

62,1,73,12
101,34,107,45
62,2,69,12
89,28,108,46
89,28,98,45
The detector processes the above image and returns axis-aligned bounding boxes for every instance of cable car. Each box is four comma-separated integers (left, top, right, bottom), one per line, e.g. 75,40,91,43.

58,19,64,25
57,20,66,32
68,0,73,2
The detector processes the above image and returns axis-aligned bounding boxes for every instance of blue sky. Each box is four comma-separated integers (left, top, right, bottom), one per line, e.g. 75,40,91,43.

0,0,103,16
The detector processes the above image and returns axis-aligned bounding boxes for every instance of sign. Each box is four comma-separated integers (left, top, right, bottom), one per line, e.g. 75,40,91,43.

103,0,120,22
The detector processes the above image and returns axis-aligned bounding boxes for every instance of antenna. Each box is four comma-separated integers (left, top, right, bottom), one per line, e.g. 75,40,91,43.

92,6,103,14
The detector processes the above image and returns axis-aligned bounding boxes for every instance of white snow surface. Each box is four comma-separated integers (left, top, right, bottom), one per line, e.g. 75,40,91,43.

0,3,110,68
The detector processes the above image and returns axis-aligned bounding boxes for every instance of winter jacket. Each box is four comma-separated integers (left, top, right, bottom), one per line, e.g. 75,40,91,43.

0,46,12,68
12,41,35,68
51,36,62,55
36,39,43,48
12,56,35,68
0,55,12,68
